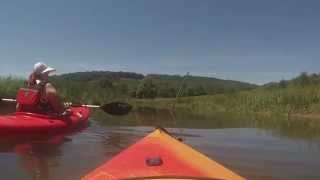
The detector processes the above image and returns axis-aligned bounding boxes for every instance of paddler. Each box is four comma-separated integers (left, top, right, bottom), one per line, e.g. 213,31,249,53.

16,62,71,116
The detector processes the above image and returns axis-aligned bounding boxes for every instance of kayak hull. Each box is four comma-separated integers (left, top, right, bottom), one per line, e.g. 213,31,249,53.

0,107,90,135
83,128,244,180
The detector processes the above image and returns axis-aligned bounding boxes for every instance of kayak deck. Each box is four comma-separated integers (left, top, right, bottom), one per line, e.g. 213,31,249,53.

83,128,244,180
0,107,90,135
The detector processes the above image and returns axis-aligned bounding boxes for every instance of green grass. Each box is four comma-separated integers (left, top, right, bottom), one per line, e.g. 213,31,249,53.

2,72,320,119
132,85,320,117
0,76,132,104
0,77,25,98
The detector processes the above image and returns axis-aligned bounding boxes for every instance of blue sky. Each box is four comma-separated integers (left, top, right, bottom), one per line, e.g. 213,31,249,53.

0,0,319,84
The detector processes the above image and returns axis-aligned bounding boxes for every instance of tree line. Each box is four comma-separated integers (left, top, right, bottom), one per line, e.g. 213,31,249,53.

0,71,256,103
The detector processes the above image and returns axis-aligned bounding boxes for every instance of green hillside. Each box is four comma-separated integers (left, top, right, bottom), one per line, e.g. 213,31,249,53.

0,71,257,104
135,72,320,117
50,71,256,101
147,74,256,96
2,71,320,118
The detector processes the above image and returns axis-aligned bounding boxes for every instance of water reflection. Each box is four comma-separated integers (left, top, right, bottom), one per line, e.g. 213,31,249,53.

94,107,320,141
0,102,65,180
94,107,250,128
0,133,68,180
0,104,320,179
0,101,89,180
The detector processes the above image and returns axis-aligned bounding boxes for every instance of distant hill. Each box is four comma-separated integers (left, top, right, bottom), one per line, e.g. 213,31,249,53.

147,74,257,96
50,71,257,101
52,71,144,81
135,72,320,118
262,72,320,89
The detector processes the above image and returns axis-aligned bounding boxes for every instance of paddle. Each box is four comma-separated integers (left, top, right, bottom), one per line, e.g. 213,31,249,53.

72,102,132,116
0,98,132,116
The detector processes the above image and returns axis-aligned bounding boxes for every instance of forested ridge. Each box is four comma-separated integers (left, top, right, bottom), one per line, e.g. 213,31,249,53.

0,71,256,103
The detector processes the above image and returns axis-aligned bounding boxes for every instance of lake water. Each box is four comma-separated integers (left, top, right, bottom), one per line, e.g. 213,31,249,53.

0,105,320,180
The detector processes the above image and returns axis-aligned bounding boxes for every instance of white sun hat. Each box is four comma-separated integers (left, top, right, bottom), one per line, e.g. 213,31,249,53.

33,62,56,75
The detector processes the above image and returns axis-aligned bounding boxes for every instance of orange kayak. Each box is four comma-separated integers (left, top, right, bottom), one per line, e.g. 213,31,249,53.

83,128,244,180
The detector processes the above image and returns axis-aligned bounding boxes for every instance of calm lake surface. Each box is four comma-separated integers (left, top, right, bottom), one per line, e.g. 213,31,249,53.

0,105,320,180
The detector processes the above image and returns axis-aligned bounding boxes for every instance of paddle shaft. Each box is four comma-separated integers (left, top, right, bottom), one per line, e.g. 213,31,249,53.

1,98,132,116
1,98,101,108
1,98,16,102
78,104,100,108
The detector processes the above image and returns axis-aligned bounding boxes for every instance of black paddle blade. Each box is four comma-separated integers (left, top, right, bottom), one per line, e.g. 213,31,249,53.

101,102,132,116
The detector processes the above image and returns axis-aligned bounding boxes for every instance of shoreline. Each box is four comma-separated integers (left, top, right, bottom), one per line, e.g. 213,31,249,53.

131,97,320,121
